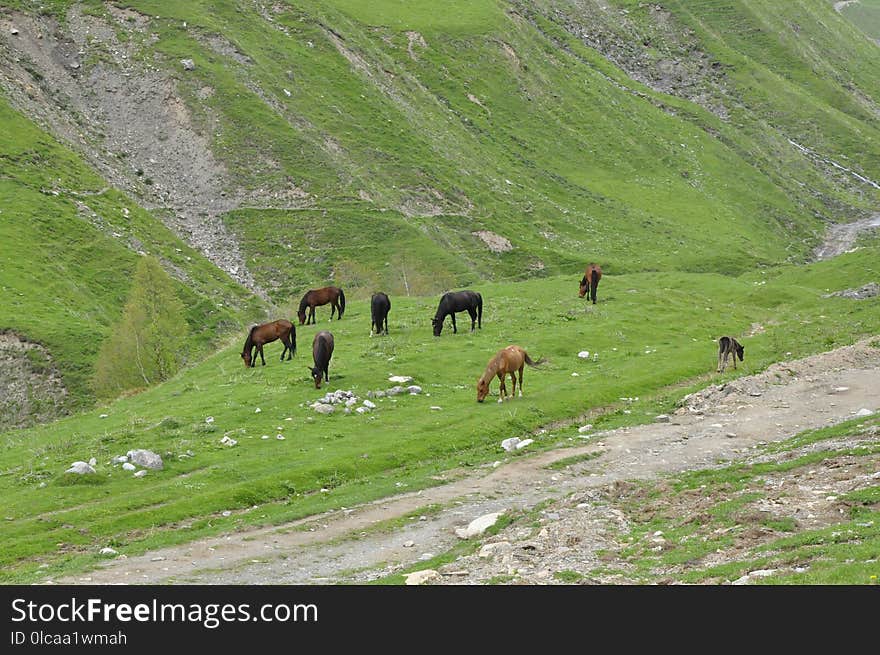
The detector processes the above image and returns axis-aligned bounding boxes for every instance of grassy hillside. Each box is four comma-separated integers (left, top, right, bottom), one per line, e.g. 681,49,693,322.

838,0,880,40
1,241,878,583
2,0,878,306
0,96,265,412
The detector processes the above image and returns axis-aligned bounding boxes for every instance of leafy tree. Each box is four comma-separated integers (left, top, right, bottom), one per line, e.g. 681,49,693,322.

92,256,188,398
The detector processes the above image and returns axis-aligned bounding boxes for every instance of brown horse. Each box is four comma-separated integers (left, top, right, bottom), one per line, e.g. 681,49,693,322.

477,345,546,403
309,330,334,388
297,286,346,325
578,263,603,304
241,319,296,368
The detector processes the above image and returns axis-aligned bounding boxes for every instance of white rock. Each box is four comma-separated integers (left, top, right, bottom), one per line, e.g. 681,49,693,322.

221,511,232,517
407,385,422,394
388,375,413,384
577,424,593,434
99,414,109,418
219,437,237,447
578,351,590,359
363,400,377,409
356,407,367,414
430,406,442,411
403,541,415,548
205,416,214,423
133,470,148,478
261,435,270,440
455,512,503,539
515,438,534,450
122,463,136,471
313,404,335,414
855,408,874,417
99,547,117,555
571,372,580,376
404,569,439,585
111,455,128,464
88,457,97,467
181,58,196,70
276,434,285,440
655,414,670,423
255,408,261,413
501,437,521,452
66,462,95,475
833,387,849,393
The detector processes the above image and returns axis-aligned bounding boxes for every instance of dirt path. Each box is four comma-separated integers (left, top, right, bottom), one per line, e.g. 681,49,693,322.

813,213,880,260
55,338,880,585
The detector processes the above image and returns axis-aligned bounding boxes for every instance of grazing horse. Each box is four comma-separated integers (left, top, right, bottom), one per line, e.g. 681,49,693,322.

432,290,483,336
241,319,296,368
477,345,546,403
578,263,603,304
370,292,391,336
716,336,744,373
309,330,334,389
297,286,346,325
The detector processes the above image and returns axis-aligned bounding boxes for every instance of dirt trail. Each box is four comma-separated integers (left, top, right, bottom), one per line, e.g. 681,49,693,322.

55,338,880,585
813,213,880,260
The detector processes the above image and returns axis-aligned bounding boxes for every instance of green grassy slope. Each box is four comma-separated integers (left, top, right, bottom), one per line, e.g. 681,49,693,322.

838,0,880,41
1,240,877,583
0,97,265,410
4,0,875,304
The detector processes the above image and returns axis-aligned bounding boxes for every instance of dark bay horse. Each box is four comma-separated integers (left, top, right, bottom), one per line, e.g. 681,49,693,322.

370,292,391,336
477,345,546,403
578,263,603,304
297,286,346,325
432,290,482,336
717,336,744,373
309,330,334,389
241,319,296,367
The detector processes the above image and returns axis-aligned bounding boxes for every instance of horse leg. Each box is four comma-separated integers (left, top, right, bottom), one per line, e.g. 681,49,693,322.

509,371,517,399
517,365,524,397
249,346,256,368
259,344,266,366
468,309,476,332
497,372,506,403
330,302,336,321
451,313,457,334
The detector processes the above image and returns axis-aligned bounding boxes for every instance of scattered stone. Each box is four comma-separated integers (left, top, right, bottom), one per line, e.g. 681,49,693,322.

515,438,534,450
221,511,232,517
99,547,117,556
407,385,422,394
726,433,738,438
478,542,511,558
655,414,670,423
571,372,580,376
261,435,270,440
855,408,875,417
388,375,413,384
180,58,196,71
313,403,335,414
404,569,439,585
126,449,164,469
455,512,503,539
11,27,20,35
501,437,521,452
578,351,591,359
363,400,376,409
88,457,97,467
355,407,367,414
825,282,879,300
111,455,128,464
386,386,405,396
276,434,285,440
205,416,214,424
430,406,442,411
832,387,849,393
403,541,415,548
122,463,136,471
577,424,593,434
254,407,261,413
99,414,109,418
65,462,95,475
133,470,148,478
749,392,763,397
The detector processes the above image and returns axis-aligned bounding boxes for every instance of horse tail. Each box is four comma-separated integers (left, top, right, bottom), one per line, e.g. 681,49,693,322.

477,293,483,327
338,288,346,318
289,322,297,356
524,353,547,367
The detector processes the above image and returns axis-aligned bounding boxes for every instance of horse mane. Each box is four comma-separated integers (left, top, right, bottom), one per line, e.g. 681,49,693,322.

242,324,258,354
298,293,310,314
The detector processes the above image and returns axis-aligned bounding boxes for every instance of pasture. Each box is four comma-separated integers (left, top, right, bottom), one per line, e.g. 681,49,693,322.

1,243,878,584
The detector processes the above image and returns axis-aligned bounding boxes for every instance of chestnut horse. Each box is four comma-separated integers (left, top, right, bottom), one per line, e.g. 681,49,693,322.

578,263,603,304
241,319,296,367
297,286,345,325
477,345,546,403
309,330,334,388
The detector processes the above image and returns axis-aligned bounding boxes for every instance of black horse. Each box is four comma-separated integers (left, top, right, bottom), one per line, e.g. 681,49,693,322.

309,330,334,389
432,290,483,336
370,292,391,336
